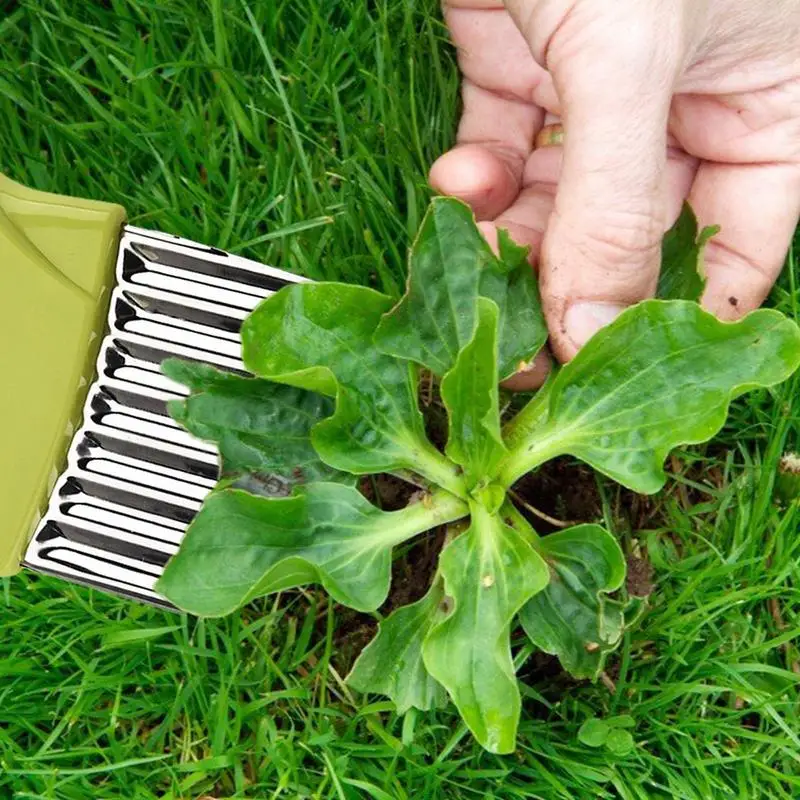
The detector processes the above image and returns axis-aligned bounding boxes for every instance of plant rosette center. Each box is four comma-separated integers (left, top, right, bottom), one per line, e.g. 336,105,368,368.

470,481,506,514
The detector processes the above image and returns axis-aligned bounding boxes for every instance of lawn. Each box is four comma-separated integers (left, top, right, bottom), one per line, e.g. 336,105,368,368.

2,1,800,798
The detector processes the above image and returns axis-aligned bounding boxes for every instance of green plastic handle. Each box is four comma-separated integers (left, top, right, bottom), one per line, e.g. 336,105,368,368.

0,173,126,576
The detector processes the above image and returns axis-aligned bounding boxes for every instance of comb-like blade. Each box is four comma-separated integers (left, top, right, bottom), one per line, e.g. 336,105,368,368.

23,226,307,608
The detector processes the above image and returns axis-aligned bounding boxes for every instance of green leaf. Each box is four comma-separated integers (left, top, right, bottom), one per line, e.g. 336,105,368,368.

578,718,610,748
440,298,506,489
347,580,448,714
156,483,468,616
607,715,636,729
241,283,463,495
519,525,626,680
605,728,635,756
423,504,549,753
500,301,800,492
494,227,548,375
658,203,719,301
162,359,350,492
162,358,236,393
374,197,546,380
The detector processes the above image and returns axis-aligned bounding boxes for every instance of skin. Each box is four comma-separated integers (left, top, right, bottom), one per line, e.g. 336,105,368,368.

430,0,800,388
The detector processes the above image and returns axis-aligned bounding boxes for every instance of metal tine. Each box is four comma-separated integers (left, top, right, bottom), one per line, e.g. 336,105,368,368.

45,513,179,559
112,290,241,343
89,415,215,470
77,423,218,478
109,329,245,373
28,541,163,592
99,340,190,397
100,365,182,404
62,457,203,508
87,387,212,442
118,283,250,328
76,447,215,498
120,253,265,312
128,244,270,299
57,489,187,543
39,538,165,575
111,292,243,361
57,471,201,524
98,379,174,420
122,225,306,288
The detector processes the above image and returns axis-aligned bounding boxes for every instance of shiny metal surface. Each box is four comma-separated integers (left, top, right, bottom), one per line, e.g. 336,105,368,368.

23,225,305,607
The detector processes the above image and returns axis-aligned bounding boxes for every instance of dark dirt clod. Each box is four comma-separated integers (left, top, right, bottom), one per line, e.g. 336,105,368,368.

331,612,378,673
420,379,449,451
626,554,655,598
516,649,583,705
359,473,416,511
511,457,603,532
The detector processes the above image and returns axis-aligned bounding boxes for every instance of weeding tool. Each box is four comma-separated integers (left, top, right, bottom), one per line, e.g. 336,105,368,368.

0,173,305,608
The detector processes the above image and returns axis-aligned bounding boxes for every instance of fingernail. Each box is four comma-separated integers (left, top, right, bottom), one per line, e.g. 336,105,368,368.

564,302,627,348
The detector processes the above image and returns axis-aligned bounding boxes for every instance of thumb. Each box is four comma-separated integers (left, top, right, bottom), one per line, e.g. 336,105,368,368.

511,3,684,361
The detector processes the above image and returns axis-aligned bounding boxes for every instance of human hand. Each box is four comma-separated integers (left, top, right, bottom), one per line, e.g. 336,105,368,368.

430,0,800,388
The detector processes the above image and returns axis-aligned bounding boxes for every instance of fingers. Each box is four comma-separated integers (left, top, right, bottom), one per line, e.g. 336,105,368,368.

467,124,696,391
429,80,541,220
444,3,557,110
431,1,552,220
540,107,672,361
671,89,800,165
670,78,800,319
530,7,685,362
691,161,800,320
665,136,700,228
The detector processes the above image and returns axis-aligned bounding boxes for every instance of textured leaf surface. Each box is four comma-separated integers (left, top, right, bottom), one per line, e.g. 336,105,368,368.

374,197,546,380
241,283,461,492
519,525,626,679
658,203,719,302
578,718,610,748
423,504,549,753
501,301,800,491
440,298,506,488
157,483,467,616
606,728,635,756
162,359,348,492
347,580,448,714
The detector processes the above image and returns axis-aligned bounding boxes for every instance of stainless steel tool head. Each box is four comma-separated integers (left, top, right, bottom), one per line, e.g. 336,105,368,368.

2,173,305,607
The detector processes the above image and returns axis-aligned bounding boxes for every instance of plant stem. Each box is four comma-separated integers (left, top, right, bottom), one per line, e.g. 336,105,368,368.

501,374,554,449
414,447,467,499
496,425,563,489
497,382,563,488
500,500,539,542
396,490,469,543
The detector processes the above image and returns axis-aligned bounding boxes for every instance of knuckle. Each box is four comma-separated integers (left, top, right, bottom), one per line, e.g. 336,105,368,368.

554,208,664,273
550,5,666,73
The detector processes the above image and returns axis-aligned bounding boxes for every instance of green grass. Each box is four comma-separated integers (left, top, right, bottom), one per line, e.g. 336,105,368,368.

2,1,800,797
